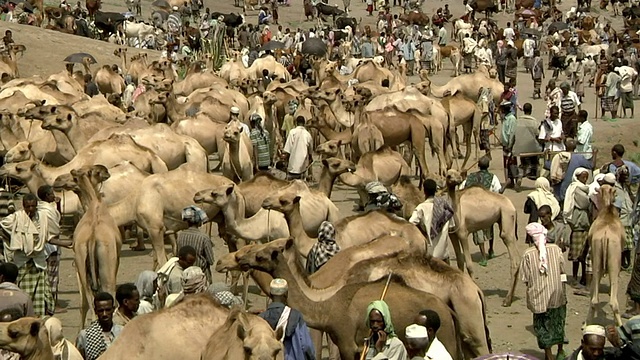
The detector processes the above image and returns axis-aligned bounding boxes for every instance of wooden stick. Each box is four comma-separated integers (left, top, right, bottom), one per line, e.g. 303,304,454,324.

517,151,594,157
359,273,394,360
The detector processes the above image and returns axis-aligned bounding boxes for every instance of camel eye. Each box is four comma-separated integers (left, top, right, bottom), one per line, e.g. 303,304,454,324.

8,329,18,338
243,346,251,354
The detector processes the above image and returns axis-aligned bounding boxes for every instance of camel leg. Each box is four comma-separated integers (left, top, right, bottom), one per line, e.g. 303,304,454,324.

461,122,473,169
501,233,521,307
410,123,429,179
587,239,601,324
449,231,468,273
610,265,623,326
242,271,250,310
165,232,177,256
311,329,323,360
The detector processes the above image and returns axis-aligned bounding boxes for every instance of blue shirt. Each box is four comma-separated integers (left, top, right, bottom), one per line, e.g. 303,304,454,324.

554,154,593,201
607,160,640,184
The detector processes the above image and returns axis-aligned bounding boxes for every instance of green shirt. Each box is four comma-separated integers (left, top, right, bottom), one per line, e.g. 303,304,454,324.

250,128,271,167
501,113,517,150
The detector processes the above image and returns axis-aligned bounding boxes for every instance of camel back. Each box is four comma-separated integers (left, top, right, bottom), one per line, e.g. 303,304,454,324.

456,186,518,240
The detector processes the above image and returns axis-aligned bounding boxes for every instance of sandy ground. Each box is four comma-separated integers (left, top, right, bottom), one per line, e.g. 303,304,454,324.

4,0,639,358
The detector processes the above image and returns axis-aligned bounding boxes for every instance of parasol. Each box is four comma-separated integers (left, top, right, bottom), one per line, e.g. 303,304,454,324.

260,40,285,52
519,9,536,15
474,353,541,360
151,0,170,8
301,37,328,56
522,28,541,37
64,52,97,64
548,21,569,34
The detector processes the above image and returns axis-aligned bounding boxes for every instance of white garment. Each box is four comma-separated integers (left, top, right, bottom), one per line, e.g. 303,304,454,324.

618,65,637,92
465,3,473,12
425,337,453,360
538,119,566,151
555,91,581,109
137,299,155,315
463,37,476,54
503,27,515,42
459,175,502,193
576,120,593,159
523,38,535,58
283,126,313,174
409,198,450,260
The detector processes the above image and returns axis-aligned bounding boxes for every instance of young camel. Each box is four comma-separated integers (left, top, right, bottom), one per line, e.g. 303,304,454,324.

220,239,460,360
201,308,284,360
57,164,122,327
221,119,253,183
0,317,54,360
446,169,521,307
586,184,624,326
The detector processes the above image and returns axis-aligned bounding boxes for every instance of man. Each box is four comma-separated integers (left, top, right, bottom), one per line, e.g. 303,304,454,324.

405,324,430,360
576,110,593,160
229,106,250,134
361,36,374,58
437,24,447,46
76,293,122,359
237,26,250,48
365,300,407,360
283,116,313,180
112,283,139,327
523,34,535,72
409,179,454,262
503,22,515,42
250,113,271,172
496,40,507,84
462,33,476,73
618,61,637,118
551,138,593,201
0,194,54,316
282,100,297,139
539,106,565,152
514,103,542,181
176,206,214,282
402,38,416,76
415,310,453,360
613,167,634,270
539,204,566,246
601,65,621,120
259,279,315,360
420,36,433,73
475,40,493,68
0,262,34,317
567,325,606,360
557,82,581,139
500,100,518,189
156,245,197,306
605,316,640,358
522,222,567,360
602,144,640,185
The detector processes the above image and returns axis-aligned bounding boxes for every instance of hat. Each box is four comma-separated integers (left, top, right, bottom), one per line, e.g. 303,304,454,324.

583,324,606,337
365,181,387,194
602,173,616,185
181,205,209,224
230,106,240,115
618,315,640,345
270,278,288,296
172,5,178,10
499,100,512,107
405,324,429,339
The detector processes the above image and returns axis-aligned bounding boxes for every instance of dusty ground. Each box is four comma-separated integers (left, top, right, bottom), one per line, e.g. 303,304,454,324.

4,0,638,358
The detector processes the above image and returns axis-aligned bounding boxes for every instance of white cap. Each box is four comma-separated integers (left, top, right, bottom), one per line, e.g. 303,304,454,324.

405,324,429,339
602,173,616,185
270,278,288,296
583,324,606,337
172,5,178,10
230,106,240,115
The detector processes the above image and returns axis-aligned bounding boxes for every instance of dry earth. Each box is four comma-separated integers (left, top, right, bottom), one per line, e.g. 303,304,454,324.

5,0,638,358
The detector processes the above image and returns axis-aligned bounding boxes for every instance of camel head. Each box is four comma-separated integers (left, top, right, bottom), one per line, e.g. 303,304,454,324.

315,140,342,158
19,102,56,120
445,169,464,188
193,184,235,209
4,142,35,164
262,91,278,106
261,191,301,215
413,80,431,96
598,184,617,208
55,165,111,193
223,120,245,144
309,88,340,103
40,107,78,132
230,309,283,360
113,47,127,58
0,317,51,358
0,160,39,182
236,238,290,273
321,158,356,177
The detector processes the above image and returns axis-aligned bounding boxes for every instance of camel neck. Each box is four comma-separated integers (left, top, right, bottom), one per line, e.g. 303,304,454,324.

313,123,351,144
77,174,100,205
63,118,88,152
283,202,314,258
222,190,247,233
226,141,245,182
317,167,337,198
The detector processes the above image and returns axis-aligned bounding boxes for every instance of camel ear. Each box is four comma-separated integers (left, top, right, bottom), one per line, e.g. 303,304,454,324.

70,169,79,177
292,196,301,204
67,113,72,120
321,159,328,168
236,321,246,340
225,184,234,195
29,320,41,337
285,237,295,250
29,162,37,170
50,106,57,113
337,140,342,146
27,143,32,150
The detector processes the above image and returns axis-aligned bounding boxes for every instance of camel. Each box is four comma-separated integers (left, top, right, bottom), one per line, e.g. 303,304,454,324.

0,317,54,360
261,192,427,260
221,119,253,183
100,294,229,360
94,65,125,95
446,169,521,307
222,239,459,360
201,307,284,360
423,69,503,103
390,175,425,220
68,95,125,119
57,165,122,327
586,184,624,326
172,71,228,96
0,45,26,79
171,113,226,160
106,165,233,266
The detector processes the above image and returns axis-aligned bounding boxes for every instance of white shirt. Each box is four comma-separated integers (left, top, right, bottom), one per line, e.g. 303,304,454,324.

503,27,515,42
459,174,502,193
409,198,450,260
538,119,566,151
283,126,313,174
425,337,453,360
556,91,581,110
618,65,637,92
523,38,535,57
476,48,493,65
465,3,473,12
577,120,593,159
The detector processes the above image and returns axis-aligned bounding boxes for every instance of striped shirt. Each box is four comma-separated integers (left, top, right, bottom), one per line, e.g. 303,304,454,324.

520,244,566,314
175,228,214,278
250,128,271,168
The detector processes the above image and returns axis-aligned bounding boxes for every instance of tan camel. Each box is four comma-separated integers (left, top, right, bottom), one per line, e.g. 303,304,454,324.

100,294,229,360
94,65,125,95
68,95,125,119
222,119,253,183
220,239,459,360
0,45,26,78
261,192,427,259
201,307,284,360
586,184,624,326
0,317,54,360
423,69,503,103
446,169,521,307
390,175,425,220
57,165,122,326
171,113,226,159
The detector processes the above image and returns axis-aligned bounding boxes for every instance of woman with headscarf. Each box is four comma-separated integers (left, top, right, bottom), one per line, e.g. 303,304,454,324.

44,317,84,360
524,177,561,244
563,167,591,287
521,223,567,360
135,270,158,315
365,300,407,360
306,221,341,274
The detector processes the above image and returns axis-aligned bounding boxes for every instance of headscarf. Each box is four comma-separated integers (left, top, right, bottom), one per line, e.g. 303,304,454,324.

589,173,606,198
497,40,504,49
563,167,590,222
527,177,561,219
525,222,548,274
181,205,208,225
365,300,396,337
306,221,341,273
181,266,208,295
135,270,158,301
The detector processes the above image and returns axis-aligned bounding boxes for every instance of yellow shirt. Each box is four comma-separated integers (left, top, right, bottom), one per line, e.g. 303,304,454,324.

283,114,295,139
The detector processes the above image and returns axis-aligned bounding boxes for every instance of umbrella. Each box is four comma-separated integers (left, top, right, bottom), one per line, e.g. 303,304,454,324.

151,0,170,8
474,353,540,360
260,40,285,52
548,21,569,34
519,9,536,15
301,38,328,56
522,28,540,37
64,53,97,64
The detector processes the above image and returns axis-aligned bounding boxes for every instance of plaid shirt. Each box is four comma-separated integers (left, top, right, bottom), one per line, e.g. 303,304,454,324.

306,222,340,273
250,128,271,167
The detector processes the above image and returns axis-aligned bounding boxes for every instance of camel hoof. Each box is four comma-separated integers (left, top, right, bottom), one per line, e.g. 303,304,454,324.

130,243,146,251
501,299,512,307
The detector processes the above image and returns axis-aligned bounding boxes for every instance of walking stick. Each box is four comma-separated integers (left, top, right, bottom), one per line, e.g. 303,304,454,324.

359,273,393,360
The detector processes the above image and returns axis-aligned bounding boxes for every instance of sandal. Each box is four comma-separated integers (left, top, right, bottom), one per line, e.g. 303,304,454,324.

478,259,488,267
488,251,496,260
